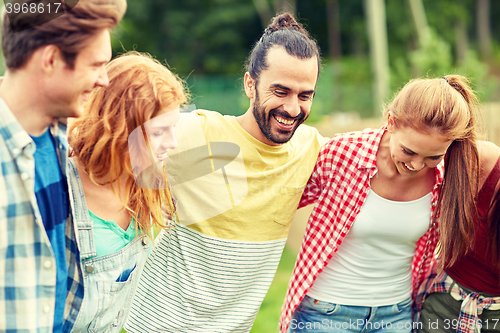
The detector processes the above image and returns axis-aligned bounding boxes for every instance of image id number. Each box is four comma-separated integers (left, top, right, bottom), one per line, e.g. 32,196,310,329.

443,318,499,330
5,2,62,14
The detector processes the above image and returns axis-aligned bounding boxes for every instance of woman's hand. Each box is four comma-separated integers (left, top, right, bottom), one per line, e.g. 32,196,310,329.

161,203,172,221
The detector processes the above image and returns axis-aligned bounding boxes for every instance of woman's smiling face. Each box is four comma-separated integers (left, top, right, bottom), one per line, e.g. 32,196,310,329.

387,115,453,177
143,106,181,162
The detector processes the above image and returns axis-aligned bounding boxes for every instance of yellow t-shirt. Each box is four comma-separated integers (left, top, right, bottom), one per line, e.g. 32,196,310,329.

127,110,326,333
165,109,324,241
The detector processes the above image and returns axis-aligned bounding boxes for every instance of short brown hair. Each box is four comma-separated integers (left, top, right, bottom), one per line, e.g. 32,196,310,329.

2,0,127,70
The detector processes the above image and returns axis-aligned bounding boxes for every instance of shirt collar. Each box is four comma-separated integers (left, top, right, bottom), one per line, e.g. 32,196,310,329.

0,96,34,157
357,125,387,173
434,159,445,187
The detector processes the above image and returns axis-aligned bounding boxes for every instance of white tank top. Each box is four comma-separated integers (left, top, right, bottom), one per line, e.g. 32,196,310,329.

307,189,431,306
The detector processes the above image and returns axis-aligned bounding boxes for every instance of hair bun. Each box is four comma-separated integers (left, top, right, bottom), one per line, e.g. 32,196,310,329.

265,13,308,37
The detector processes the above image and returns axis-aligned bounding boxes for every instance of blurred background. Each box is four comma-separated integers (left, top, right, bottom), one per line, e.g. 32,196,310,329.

2,0,500,332
112,0,500,125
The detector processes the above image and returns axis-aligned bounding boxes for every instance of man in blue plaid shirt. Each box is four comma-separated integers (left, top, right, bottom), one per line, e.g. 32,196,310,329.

0,1,126,331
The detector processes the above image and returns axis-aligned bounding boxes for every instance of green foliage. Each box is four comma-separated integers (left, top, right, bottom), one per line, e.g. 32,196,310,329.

455,50,498,103
382,0,500,106
390,28,496,104
409,29,453,77
385,0,416,62
309,57,373,122
0,52,4,76
424,0,474,45
117,0,262,74
184,74,248,115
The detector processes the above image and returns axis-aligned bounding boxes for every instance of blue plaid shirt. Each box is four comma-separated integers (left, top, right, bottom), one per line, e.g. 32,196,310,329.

0,97,83,332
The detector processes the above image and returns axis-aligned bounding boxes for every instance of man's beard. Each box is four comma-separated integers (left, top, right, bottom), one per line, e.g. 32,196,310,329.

252,91,307,144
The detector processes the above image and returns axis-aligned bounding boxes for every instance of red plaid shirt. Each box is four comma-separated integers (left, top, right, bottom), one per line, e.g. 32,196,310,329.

279,126,444,332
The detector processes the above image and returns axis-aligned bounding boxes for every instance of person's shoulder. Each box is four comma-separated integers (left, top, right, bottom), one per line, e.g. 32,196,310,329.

193,109,226,120
293,123,323,142
478,140,500,155
315,127,383,166
478,140,500,173
194,109,218,116
192,109,233,127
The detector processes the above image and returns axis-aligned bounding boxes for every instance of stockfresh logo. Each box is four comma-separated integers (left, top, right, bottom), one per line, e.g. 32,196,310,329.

4,0,79,33
128,108,249,226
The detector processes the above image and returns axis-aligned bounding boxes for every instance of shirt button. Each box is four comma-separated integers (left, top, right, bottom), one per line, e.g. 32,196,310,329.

43,260,52,269
21,172,29,181
86,265,94,273
12,148,20,155
43,304,51,313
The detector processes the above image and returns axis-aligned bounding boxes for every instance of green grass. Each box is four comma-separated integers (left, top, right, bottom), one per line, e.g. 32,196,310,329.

250,245,297,333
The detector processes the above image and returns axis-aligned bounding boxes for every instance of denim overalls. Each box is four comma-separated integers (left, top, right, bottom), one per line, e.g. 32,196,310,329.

67,158,149,333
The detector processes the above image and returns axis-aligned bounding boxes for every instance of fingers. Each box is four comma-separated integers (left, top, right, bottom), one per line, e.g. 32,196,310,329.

161,203,172,220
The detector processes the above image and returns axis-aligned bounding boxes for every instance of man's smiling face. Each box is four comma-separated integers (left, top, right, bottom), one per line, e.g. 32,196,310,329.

248,46,318,145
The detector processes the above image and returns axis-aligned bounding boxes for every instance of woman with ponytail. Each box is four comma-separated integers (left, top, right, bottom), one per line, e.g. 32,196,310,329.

417,141,500,333
67,52,186,332
280,75,480,333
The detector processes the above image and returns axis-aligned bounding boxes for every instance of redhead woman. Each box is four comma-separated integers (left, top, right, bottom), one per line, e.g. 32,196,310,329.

66,52,186,332
280,75,480,333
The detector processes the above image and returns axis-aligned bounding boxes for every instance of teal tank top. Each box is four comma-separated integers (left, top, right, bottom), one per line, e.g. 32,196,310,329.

89,210,137,257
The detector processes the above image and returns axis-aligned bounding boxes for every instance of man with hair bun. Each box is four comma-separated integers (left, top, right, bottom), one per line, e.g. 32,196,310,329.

125,12,326,333
0,0,126,331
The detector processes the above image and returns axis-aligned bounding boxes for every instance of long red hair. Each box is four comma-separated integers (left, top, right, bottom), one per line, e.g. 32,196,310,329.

69,51,187,238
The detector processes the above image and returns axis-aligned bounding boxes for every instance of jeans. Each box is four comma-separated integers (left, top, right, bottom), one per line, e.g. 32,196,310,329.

67,158,150,333
289,295,413,333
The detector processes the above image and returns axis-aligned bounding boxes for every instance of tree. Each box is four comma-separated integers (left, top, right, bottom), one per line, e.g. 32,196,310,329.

477,0,492,60
252,0,272,28
117,0,262,74
275,0,295,15
326,0,342,60
365,0,390,113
